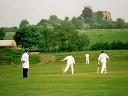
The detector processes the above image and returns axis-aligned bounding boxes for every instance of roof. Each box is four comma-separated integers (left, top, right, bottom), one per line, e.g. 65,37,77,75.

0,40,17,47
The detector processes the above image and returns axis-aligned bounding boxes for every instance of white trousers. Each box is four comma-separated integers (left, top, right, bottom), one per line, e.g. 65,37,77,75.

64,63,74,75
86,58,90,64
101,62,107,74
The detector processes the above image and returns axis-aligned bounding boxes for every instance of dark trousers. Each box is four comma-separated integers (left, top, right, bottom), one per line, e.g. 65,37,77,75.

23,68,28,78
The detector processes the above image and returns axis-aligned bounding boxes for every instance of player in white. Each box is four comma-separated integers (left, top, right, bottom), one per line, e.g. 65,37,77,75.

98,51,109,74
85,53,90,64
21,50,29,78
61,54,75,75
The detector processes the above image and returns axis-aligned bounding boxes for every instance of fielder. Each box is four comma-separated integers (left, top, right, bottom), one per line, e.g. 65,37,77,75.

85,53,90,64
61,54,75,75
98,51,109,74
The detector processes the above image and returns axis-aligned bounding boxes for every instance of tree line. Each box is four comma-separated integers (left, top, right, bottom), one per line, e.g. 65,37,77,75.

0,6,128,52
14,20,89,52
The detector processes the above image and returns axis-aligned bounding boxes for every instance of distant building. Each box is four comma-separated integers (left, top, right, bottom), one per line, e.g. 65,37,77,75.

93,11,112,21
102,11,112,21
0,40,17,48
85,6,112,21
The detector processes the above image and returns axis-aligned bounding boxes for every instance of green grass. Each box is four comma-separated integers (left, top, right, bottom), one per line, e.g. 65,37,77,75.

0,50,128,96
4,32,15,40
78,29,128,45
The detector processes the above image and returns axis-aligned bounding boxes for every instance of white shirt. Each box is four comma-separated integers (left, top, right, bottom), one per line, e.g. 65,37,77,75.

64,55,75,64
21,52,29,69
98,53,109,63
85,54,89,58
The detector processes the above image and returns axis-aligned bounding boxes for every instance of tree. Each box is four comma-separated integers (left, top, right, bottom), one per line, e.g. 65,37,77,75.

3,27,17,32
0,27,5,40
54,27,78,51
53,22,90,52
14,25,42,50
49,15,62,28
37,19,53,30
115,18,126,28
71,16,83,29
95,11,104,23
64,16,69,21
19,19,29,28
77,34,90,51
81,6,93,22
38,29,54,52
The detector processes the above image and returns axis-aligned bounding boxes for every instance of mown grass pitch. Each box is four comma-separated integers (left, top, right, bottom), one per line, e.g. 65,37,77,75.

0,50,128,96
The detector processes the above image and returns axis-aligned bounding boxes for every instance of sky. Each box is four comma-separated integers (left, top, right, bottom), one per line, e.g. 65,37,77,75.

0,0,128,27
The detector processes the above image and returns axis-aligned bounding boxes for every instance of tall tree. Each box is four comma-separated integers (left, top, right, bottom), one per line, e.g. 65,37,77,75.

64,16,69,21
71,16,83,29
115,18,126,28
95,11,104,23
80,6,93,28
14,25,42,49
49,15,62,28
37,19,53,30
19,19,29,28
81,6,93,22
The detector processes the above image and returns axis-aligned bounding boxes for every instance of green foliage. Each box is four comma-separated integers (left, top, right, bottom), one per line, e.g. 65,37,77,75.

0,27,17,39
2,27,17,32
95,11,104,23
115,18,126,28
90,42,109,50
81,6,93,22
71,16,83,29
0,27,5,39
38,29,54,52
49,15,62,28
14,19,90,52
0,48,22,64
90,41,128,50
0,48,40,65
53,22,90,52
37,19,53,30
77,34,90,51
19,19,29,28
14,25,42,49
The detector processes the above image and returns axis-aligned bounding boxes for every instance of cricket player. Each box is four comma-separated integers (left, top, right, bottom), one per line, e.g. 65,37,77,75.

61,54,75,75
98,51,109,74
85,53,90,64
21,50,29,78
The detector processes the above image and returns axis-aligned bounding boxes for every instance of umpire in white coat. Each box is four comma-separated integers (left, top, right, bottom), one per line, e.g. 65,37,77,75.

98,51,109,74
21,50,29,78
61,54,75,75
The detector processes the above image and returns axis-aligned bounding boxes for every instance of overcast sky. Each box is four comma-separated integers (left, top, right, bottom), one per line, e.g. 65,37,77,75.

0,0,128,27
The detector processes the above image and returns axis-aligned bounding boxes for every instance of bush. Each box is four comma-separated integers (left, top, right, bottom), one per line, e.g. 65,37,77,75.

90,42,109,50
90,41,128,50
0,48,40,65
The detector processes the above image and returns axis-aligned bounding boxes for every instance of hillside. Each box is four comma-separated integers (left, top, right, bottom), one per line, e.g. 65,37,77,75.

4,32,15,40
78,29,128,45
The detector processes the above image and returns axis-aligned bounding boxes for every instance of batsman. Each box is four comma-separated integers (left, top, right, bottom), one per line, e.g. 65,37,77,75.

97,51,109,74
